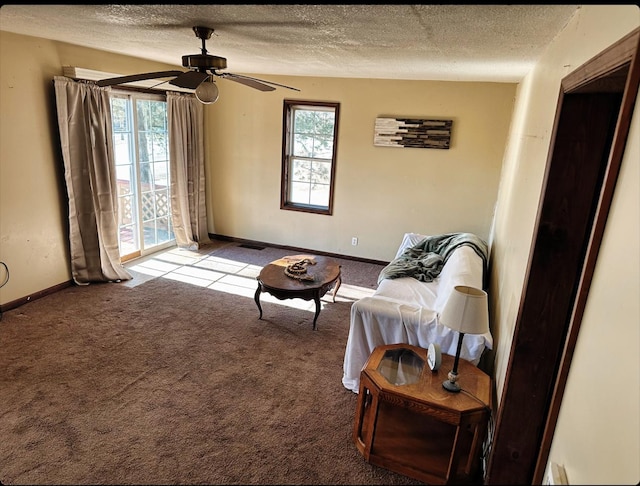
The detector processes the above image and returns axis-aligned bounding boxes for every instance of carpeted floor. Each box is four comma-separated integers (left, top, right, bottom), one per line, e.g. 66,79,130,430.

0,243,423,485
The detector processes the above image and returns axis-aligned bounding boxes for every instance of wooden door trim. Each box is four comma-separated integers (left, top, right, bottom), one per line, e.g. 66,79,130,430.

562,28,639,92
485,27,639,484
534,27,640,483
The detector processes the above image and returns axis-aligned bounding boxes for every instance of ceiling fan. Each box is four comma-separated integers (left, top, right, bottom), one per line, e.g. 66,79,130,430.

96,26,300,103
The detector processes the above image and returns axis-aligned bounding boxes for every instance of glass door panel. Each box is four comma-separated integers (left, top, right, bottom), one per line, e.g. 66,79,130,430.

111,94,174,261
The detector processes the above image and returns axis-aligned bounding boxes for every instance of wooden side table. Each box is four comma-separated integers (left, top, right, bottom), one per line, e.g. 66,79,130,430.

353,343,491,485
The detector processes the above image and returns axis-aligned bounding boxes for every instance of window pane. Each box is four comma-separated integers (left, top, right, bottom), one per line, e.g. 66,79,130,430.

139,161,153,190
143,221,157,247
309,184,330,206
119,224,137,255
293,109,316,133
149,132,168,162
118,194,134,225
293,134,314,157
138,131,150,163
113,133,133,165
313,136,334,158
290,181,311,204
155,190,170,218
149,101,167,131
136,101,151,131
156,217,172,244
316,111,335,135
116,165,133,195
310,161,331,184
292,159,311,182
111,98,129,132
153,161,169,188
141,191,155,222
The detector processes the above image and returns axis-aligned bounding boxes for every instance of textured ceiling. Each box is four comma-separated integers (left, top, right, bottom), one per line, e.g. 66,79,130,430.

0,4,580,83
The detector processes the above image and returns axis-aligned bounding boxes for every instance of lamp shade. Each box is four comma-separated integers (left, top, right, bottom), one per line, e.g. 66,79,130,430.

440,285,489,335
195,77,219,104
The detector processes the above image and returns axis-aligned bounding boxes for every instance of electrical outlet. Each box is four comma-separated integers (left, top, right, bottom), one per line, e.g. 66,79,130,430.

351,237,358,246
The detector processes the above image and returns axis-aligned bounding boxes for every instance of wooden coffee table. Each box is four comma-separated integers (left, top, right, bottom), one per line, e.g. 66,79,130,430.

254,254,341,330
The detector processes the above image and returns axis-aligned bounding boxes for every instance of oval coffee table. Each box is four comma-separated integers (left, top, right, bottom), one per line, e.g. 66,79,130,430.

254,254,341,330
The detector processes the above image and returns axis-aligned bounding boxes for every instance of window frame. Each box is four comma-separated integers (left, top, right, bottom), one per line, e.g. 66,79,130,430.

280,99,340,215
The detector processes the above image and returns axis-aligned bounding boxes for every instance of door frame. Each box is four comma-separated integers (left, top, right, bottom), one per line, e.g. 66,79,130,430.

485,28,639,484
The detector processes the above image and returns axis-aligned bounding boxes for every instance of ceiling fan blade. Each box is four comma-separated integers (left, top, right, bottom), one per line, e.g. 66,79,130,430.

219,73,300,92
96,70,184,87
169,71,210,89
219,73,275,92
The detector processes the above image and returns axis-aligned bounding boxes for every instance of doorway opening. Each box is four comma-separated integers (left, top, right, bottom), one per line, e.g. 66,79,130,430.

486,28,639,484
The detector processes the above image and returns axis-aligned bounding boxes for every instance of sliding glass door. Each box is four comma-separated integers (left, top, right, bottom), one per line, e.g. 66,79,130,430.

110,93,174,261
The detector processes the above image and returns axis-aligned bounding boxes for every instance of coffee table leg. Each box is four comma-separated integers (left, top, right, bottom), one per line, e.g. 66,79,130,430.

254,284,263,319
332,276,342,303
313,293,321,331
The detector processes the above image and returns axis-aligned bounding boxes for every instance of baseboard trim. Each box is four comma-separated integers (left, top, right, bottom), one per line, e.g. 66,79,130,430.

0,280,74,315
209,233,389,266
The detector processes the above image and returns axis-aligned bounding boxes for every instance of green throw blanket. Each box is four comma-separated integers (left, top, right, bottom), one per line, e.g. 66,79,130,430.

378,232,488,285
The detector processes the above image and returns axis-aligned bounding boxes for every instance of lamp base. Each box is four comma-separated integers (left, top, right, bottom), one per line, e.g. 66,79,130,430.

442,379,461,393
443,370,461,393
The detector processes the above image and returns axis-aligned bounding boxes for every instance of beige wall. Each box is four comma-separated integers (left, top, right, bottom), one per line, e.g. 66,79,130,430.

0,32,185,305
205,76,514,261
0,33,70,304
0,30,515,304
489,5,639,484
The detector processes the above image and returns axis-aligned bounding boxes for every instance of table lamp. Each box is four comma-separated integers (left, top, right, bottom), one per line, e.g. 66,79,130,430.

439,285,489,392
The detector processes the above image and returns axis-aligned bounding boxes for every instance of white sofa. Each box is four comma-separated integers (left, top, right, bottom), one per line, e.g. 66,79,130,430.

342,232,494,393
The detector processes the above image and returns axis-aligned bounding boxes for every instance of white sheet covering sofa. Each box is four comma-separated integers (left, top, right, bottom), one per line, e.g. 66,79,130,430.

342,232,494,393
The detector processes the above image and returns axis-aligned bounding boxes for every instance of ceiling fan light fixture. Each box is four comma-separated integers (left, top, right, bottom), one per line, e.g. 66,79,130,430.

195,77,219,104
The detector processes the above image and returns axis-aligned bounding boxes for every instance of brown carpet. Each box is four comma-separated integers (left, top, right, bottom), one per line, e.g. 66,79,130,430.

0,243,422,485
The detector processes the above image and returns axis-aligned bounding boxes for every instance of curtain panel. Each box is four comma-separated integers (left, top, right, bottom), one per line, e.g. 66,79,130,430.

167,92,210,250
53,76,132,284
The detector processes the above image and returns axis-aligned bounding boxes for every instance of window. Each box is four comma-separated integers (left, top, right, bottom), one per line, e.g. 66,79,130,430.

281,100,340,215
110,92,174,261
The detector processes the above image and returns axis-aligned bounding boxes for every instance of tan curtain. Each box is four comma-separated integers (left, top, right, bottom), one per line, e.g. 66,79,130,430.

167,92,211,250
53,76,132,284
